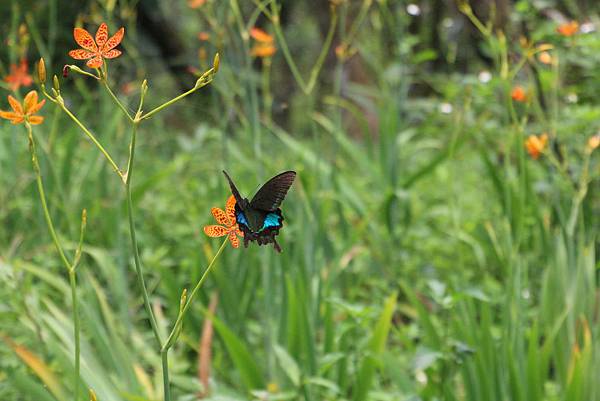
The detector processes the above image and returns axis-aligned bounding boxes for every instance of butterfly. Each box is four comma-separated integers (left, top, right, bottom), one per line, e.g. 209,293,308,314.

223,170,296,252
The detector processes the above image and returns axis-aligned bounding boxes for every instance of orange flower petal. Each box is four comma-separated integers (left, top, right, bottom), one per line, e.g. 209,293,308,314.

204,225,228,237
211,207,230,226
7,95,23,115
228,232,240,248
95,23,109,48
250,27,274,43
236,228,244,238
69,49,95,60
188,0,206,8
74,28,98,52
28,99,45,116
23,91,38,114
557,21,579,36
251,44,277,57
102,49,122,59
0,110,21,121
28,116,44,125
86,56,104,69
226,195,237,223
103,27,124,51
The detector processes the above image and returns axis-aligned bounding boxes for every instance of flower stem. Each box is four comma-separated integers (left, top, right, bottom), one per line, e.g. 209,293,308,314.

26,123,81,401
55,100,124,181
269,0,338,94
162,237,228,351
102,79,134,122
140,71,215,121
161,350,171,401
68,269,80,400
125,123,163,347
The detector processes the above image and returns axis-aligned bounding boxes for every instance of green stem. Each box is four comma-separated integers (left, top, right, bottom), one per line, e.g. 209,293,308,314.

161,350,171,401
103,79,134,122
125,123,163,347
68,270,80,401
27,125,71,269
269,1,338,94
26,123,80,401
140,73,214,121
51,98,123,181
162,237,228,351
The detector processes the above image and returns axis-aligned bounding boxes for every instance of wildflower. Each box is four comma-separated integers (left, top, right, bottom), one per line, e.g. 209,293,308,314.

538,51,553,65
250,27,276,58
4,59,33,91
439,102,453,114
588,134,599,151
198,32,210,41
188,0,206,8
478,70,492,83
203,195,244,248
0,90,45,125
525,133,548,159
335,43,356,60
557,21,579,36
511,86,527,102
69,23,124,69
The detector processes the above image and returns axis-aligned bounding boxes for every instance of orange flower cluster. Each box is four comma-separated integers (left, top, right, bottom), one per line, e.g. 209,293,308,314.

69,23,124,68
0,91,45,125
511,86,527,102
250,27,276,58
525,133,548,159
588,135,599,151
203,195,244,248
557,21,579,37
4,59,33,91
188,0,206,8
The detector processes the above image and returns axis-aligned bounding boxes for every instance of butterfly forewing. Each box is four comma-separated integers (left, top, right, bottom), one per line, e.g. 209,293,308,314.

222,170,247,207
250,171,296,211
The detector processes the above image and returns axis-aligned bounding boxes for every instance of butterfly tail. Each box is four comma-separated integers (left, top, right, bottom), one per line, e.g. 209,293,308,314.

272,237,282,253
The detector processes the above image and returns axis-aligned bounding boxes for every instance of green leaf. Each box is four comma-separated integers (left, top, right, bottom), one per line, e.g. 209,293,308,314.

273,344,301,387
352,292,396,401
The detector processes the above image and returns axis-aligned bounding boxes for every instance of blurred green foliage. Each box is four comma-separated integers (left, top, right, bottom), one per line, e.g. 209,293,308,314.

0,0,599,400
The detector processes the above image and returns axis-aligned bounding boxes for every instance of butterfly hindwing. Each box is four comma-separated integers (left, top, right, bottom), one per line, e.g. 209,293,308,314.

249,171,296,211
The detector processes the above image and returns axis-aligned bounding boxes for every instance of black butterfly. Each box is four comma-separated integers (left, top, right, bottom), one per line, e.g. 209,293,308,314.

223,170,296,252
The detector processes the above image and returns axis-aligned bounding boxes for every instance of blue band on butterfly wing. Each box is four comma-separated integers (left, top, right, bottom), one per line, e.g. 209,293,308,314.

261,212,282,230
236,211,249,227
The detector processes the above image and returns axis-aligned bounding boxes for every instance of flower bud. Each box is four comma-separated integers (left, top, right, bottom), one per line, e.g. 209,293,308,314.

53,75,60,91
38,58,46,84
213,52,220,73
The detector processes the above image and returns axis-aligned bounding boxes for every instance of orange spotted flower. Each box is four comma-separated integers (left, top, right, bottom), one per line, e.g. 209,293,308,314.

525,133,548,159
188,0,206,8
69,23,124,69
250,27,276,58
557,21,579,37
588,134,599,151
0,90,45,125
203,195,244,248
4,59,33,91
511,86,527,102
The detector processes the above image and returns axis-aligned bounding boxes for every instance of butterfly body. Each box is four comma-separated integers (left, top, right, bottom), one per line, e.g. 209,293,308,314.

224,170,296,252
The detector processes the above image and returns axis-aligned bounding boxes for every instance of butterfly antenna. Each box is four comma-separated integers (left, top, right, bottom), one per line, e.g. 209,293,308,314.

222,170,246,207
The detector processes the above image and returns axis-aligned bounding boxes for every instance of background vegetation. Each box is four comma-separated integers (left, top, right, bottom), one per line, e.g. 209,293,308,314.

0,0,599,400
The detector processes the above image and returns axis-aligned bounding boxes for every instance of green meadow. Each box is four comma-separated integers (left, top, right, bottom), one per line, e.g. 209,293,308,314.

0,1,598,400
